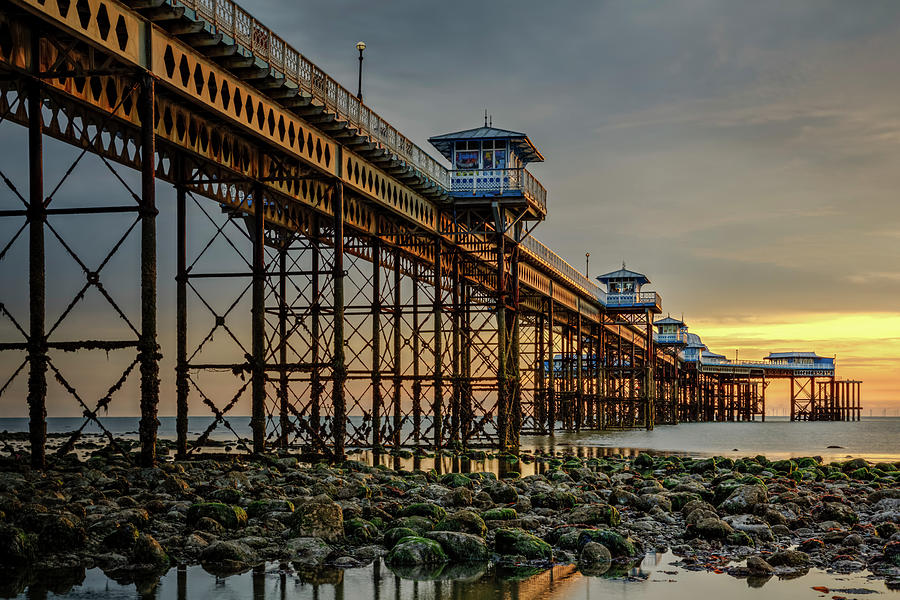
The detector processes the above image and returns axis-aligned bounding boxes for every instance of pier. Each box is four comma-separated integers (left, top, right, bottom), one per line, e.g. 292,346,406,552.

0,0,862,468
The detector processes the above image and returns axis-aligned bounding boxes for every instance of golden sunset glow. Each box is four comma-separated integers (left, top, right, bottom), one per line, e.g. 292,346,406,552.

690,312,900,411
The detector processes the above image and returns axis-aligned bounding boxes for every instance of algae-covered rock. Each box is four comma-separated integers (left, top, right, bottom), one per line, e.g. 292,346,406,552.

579,541,612,574
344,518,378,542
187,502,248,529
0,524,35,566
440,473,472,489
424,531,490,562
718,484,767,515
692,517,734,541
814,501,858,525
576,529,637,558
486,481,519,504
246,499,294,519
766,549,809,567
399,503,447,522
565,503,621,526
392,515,435,534
384,527,419,550
289,497,344,542
482,507,517,521
132,533,170,570
200,540,259,575
495,528,553,560
435,510,487,537
286,537,332,567
385,536,448,566
633,453,654,470
531,490,577,510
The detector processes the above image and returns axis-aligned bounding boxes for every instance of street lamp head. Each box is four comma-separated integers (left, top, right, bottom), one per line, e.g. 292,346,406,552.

356,41,366,52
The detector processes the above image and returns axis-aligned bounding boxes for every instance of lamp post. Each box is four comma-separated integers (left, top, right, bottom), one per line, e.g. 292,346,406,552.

585,252,590,278
356,41,366,100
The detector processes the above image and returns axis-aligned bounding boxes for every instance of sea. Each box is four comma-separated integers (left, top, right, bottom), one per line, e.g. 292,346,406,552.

2,416,899,599
2,415,899,462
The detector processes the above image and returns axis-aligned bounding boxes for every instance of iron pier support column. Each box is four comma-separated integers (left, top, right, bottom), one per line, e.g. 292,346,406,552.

412,267,421,444
392,249,402,448
644,308,655,430
432,238,443,449
547,282,556,434
495,231,508,449
331,181,346,459
451,252,461,446
310,217,321,434
371,240,382,450
27,55,47,469
575,303,583,431
175,160,188,458
138,74,160,467
278,243,289,450
251,180,266,454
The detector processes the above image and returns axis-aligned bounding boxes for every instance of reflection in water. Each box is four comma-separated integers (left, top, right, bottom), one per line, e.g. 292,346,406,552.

9,552,897,600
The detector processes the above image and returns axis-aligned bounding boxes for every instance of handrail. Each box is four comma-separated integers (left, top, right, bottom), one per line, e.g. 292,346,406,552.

171,0,451,189
449,168,547,213
520,237,606,300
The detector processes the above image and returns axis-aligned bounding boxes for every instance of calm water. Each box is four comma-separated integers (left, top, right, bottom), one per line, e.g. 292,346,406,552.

8,553,898,600
2,416,898,463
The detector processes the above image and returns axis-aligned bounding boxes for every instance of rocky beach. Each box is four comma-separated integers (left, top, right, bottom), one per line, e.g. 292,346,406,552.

1,438,899,597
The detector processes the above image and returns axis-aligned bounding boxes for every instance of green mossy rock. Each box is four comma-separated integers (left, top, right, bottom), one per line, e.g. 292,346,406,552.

385,536,448,566
399,503,447,522
187,502,248,529
440,473,472,488
344,518,378,542
392,515,435,534
0,524,36,566
481,507,517,521
531,490,577,510
727,531,754,546
384,527,419,549
132,533,170,570
767,549,809,567
495,528,553,560
246,499,294,519
435,510,487,537
633,453,654,470
689,458,717,473
289,498,344,542
200,540,259,575
576,529,637,558
771,459,796,474
424,531,490,562
842,458,869,472
814,501,858,525
565,503,621,527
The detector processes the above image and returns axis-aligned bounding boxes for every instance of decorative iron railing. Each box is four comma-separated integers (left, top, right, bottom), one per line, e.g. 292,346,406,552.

172,0,451,190
606,292,662,309
520,237,605,300
449,168,547,213
655,333,686,344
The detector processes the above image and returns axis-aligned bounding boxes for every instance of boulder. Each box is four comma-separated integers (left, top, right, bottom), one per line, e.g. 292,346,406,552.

398,503,447,522
435,510,487,537
576,529,637,558
246,499,294,519
566,503,621,527
0,524,35,567
187,503,248,529
481,508,517,521
692,517,734,541
718,484,767,515
289,497,344,542
766,549,809,567
200,540,259,574
384,527,419,550
745,555,775,575
495,528,553,560
132,533,170,571
814,501,857,525
385,536,448,566
424,531,490,562
579,541,612,565
486,481,519,504
286,537,332,567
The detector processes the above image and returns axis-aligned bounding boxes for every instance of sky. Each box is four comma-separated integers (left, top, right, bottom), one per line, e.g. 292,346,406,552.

1,0,899,415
